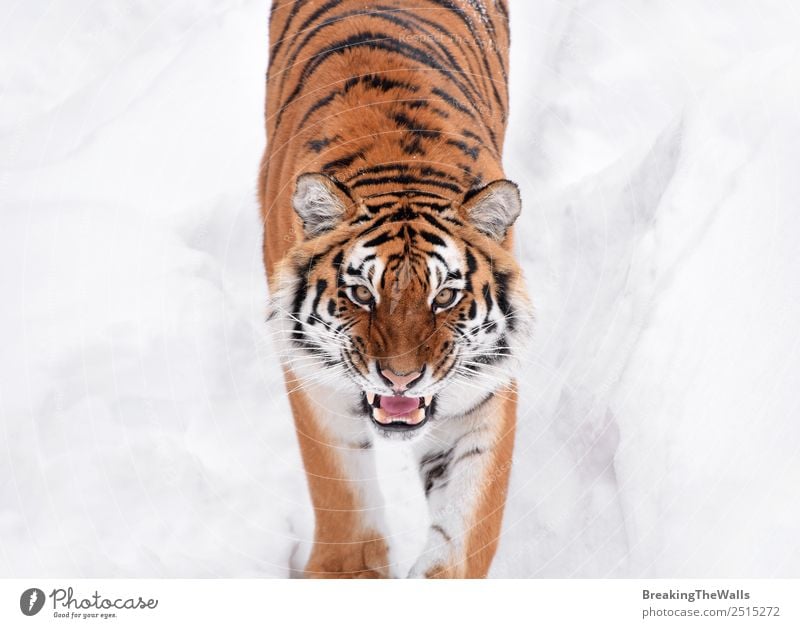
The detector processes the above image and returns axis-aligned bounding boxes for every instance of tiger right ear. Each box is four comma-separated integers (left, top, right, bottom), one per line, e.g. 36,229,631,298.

292,173,354,237
462,179,521,241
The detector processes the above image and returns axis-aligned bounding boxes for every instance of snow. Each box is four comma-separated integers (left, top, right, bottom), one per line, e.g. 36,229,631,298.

1,1,798,577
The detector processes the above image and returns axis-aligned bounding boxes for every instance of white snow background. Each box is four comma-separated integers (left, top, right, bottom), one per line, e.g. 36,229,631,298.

1,1,799,577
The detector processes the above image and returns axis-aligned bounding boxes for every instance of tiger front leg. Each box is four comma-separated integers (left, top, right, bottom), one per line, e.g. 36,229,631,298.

287,385,391,578
408,392,517,578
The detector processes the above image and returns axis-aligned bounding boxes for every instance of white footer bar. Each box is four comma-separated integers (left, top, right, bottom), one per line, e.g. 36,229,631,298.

1,579,797,627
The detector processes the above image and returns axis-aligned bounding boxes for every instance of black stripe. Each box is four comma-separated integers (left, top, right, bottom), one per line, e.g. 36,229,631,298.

482,282,494,313
348,163,410,183
418,210,461,232
461,128,482,141
494,271,514,330
350,214,375,224
363,231,394,248
321,152,363,172
352,173,462,194
496,0,509,21
446,138,480,160
424,461,450,496
306,135,342,153
410,199,453,211
431,524,452,543
392,111,441,138
362,199,400,213
454,392,495,418
432,86,474,118
290,278,310,349
420,166,461,183
308,278,328,325
268,0,310,71
452,447,485,466
420,447,453,468
427,250,448,268
464,247,478,292
419,230,446,247
362,188,451,200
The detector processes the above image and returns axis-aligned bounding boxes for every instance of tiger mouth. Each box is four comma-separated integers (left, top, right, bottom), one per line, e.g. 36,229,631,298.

365,392,433,431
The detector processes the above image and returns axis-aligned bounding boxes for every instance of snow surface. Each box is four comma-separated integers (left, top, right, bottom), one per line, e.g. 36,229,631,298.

1,0,799,577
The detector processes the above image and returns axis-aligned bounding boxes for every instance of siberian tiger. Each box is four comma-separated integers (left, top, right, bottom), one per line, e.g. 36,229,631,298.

260,0,532,578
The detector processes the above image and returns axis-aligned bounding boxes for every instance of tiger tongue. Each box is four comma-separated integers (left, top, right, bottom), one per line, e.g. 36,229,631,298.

380,395,420,417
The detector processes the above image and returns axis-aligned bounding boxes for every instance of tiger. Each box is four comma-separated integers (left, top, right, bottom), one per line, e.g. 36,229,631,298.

259,0,532,578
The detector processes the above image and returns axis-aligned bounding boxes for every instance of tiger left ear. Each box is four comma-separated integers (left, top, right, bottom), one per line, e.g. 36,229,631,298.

461,179,521,241
292,173,355,238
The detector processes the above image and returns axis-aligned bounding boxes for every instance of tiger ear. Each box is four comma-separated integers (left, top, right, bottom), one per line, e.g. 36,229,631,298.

292,173,354,237
461,180,521,241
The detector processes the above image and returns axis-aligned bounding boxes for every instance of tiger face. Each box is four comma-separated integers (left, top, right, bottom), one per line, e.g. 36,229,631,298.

270,173,532,440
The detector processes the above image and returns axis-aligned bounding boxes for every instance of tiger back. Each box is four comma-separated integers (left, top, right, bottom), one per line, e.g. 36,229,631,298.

260,0,512,276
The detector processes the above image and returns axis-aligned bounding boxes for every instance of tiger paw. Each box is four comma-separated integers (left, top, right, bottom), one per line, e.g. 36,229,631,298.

408,550,464,579
306,537,391,579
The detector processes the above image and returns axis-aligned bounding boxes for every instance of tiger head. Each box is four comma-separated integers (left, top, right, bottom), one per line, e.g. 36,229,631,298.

270,173,533,440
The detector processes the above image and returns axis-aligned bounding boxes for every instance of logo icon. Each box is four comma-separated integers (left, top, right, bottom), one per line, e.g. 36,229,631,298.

20,588,45,616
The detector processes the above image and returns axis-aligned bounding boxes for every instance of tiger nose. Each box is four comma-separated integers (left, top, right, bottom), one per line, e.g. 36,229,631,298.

380,368,423,393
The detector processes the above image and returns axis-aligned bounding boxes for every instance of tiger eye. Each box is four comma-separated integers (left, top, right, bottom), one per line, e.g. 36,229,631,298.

434,288,457,308
352,285,373,305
